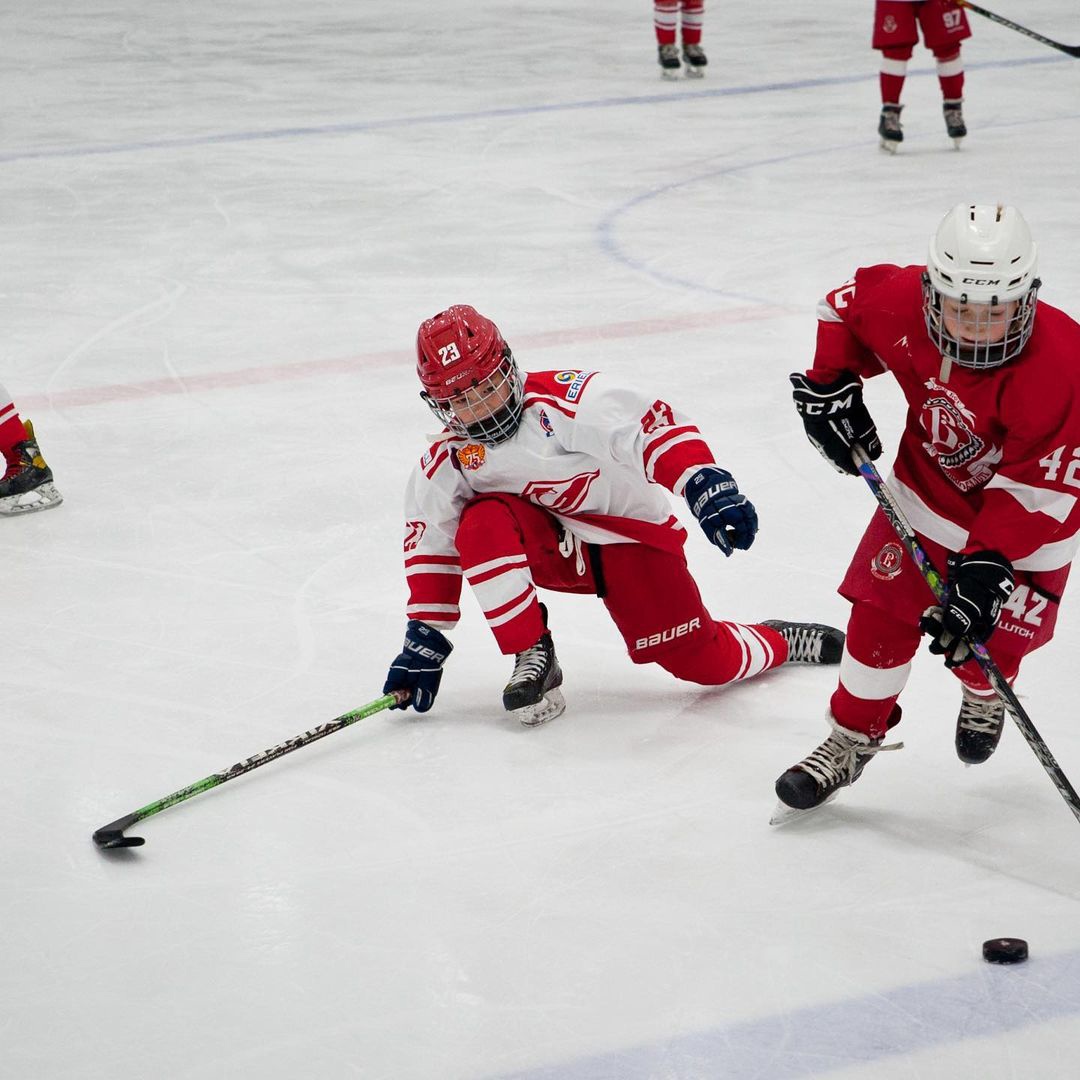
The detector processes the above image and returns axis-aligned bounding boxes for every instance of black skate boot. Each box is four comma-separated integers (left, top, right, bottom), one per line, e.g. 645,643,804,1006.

503,603,565,726
682,43,707,78
878,103,903,153
774,718,902,814
658,43,681,79
943,99,966,148
955,687,1005,764
0,420,63,516
761,620,844,665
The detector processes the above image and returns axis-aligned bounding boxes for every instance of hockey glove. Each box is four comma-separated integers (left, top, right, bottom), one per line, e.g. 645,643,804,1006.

684,466,758,556
383,620,453,712
790,371,882,476
920,551,1015,668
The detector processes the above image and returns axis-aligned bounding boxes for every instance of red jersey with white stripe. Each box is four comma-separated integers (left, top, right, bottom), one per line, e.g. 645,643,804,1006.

809,264,1080,574
402,369,717,631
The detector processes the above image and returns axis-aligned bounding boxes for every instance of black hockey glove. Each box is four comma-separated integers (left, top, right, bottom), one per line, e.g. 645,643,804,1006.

383,620,453,712
684,466,758,557
790,371,882,476
920,551,1015,668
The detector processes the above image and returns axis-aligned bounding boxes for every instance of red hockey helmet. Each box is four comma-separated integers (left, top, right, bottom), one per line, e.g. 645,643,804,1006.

415,305,523,444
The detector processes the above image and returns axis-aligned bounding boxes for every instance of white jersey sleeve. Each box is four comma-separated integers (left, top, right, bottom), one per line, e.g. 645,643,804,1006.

401,436,472,633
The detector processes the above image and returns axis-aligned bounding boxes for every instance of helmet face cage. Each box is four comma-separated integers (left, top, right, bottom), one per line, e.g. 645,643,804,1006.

421,347,524,445
922,204,1040,370
922,273,1040,370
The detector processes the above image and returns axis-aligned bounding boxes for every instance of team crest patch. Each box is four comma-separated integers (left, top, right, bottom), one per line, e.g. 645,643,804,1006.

871,541,904,581
539,409,555,437
456,443,486,471
883,15,897,33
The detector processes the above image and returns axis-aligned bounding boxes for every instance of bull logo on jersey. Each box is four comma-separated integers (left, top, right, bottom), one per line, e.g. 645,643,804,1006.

456,443,486,471
403,520,426,553
870,541,904,581
919,382,1000,492
521,470,601,514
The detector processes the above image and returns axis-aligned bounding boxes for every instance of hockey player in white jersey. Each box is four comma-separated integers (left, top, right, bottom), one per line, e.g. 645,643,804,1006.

384,305,844,725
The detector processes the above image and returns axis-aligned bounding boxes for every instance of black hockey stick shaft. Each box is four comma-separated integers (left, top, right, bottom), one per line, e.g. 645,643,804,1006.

92,690,409,849
851,446,1080,826
957,1,1080,58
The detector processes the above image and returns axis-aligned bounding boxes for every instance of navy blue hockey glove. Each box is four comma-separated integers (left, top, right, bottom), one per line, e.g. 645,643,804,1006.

919,551,1014,668
790,371,882,476
383,620,453,712
684,466,758,556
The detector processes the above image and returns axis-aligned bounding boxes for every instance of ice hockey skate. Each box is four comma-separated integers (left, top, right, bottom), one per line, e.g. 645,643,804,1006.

955,686,1005,764
682,43,707,78
503,604,565,726
761,620,844,665
771,717,902,824
658,43,681,79
0,420,62,517
878,104,903,153
942,99,966,149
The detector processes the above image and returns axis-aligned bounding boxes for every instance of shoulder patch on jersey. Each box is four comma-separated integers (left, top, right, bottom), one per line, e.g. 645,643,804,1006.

527,370,599,405
555,370,596,401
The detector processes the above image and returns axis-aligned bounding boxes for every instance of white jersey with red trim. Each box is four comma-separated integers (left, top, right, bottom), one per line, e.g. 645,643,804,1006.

401,369,717,631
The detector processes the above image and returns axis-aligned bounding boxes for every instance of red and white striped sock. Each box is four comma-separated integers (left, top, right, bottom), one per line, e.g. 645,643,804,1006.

654,1,679,46
0,385,27,467
934,49,964,102
680,0,704,46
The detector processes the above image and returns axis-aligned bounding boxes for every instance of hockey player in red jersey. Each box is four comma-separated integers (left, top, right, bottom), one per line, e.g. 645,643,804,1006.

874,0,972,151
383,304,843,726
0,384,61,516
775,204,1080,812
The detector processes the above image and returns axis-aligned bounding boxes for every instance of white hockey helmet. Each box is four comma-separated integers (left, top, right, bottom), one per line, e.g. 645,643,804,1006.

922,204,1040,369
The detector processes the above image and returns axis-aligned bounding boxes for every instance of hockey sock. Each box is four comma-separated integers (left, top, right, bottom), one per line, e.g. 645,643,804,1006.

654,0,678,45
934,48,964,101
680,0,703,46
0,389,27,466
879,46,911,106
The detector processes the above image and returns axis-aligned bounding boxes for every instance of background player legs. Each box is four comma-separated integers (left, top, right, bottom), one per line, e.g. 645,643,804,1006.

680,0,707,76
934,47,967,143
654,1,681,77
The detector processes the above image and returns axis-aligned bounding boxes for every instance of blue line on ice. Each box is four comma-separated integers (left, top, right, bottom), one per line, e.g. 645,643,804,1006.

494,947,1080,1079
0,56,1063,166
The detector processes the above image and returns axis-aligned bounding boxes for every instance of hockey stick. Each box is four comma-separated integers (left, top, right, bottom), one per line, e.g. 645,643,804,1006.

851,445,1080,826
92,689,409,849
957,1,1080,58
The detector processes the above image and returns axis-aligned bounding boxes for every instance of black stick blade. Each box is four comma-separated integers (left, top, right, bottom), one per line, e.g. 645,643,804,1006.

93,813,146,849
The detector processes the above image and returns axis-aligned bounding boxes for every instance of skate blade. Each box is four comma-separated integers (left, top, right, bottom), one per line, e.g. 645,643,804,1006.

879,139,899,154
769,792,837,826
684,67,705,79
515,688,566,727
951,138,964,150
660,69,681,81
0,482,63,516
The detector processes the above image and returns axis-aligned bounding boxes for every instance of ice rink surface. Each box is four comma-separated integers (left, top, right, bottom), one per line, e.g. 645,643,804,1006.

4,2,1080,1077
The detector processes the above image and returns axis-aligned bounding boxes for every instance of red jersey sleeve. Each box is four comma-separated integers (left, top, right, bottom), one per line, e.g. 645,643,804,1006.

807,265,905,383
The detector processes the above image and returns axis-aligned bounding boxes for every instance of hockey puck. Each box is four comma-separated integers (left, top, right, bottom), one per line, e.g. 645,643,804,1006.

982,938,1028,964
